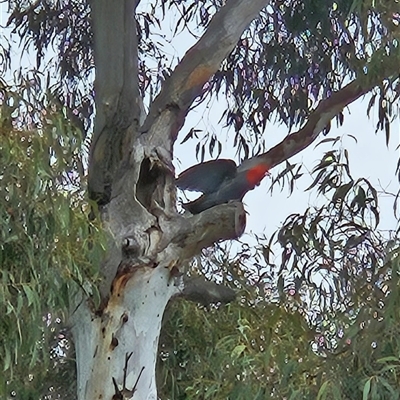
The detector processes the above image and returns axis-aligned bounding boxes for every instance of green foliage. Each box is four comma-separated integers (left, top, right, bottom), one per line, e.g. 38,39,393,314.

159,296,317,399
159,250,400,399
195,0,400,160
274,142,388,314
0,88,104,397
6,1,400,163
159,135,400,399
3,1,400,399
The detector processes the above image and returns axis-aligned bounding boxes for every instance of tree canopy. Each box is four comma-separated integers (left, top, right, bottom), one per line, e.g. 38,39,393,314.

1,0,400,399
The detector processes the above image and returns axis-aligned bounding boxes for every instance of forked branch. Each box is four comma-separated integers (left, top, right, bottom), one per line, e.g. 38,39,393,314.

141,0,271,142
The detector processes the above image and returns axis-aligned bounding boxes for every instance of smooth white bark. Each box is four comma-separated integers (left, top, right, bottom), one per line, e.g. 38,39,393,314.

72,267,180,399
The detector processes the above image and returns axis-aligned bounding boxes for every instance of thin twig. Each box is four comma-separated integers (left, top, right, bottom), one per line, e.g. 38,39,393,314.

132,366,145,393
123,352,134,388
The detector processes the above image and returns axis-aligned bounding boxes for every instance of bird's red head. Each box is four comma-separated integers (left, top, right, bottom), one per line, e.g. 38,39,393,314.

246,164,270,186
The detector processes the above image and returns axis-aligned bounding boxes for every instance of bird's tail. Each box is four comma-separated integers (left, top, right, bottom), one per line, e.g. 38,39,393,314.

180,196,209,214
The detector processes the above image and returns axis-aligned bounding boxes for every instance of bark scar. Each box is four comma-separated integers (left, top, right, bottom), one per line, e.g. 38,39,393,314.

110,334,119,351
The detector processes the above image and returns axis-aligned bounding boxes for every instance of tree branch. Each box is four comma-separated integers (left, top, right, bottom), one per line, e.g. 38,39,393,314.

141,0,270,144
251,72,397,170
177,276,236,305
168,202,247,261
256,79,371,169
88,0,140,202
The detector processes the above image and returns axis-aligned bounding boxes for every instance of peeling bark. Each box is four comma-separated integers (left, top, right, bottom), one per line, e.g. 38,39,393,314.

72,267,181,400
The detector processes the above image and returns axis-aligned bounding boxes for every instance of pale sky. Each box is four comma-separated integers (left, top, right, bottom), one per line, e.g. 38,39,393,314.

175,97,400,240
161,6,400,241
1,2,399,241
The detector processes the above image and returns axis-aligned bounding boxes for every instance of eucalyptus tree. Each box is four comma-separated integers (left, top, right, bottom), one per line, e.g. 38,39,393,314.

1,0,400,399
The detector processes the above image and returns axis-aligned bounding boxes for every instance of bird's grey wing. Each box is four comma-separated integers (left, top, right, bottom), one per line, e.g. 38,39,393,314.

176,159,237,193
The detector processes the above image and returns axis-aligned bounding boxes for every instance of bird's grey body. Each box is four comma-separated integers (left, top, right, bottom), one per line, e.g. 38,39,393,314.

176,158,269,214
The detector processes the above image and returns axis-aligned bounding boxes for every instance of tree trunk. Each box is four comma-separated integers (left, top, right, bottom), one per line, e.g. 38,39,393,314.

72,266,179,399
71,157,245,399
69,0,399,397
71,0,282,399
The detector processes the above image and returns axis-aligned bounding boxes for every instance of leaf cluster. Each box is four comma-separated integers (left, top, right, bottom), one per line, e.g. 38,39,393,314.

0,87,104,397
158,135,400,399
6,1,400,165
158,244,400,400
215,0,400,132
